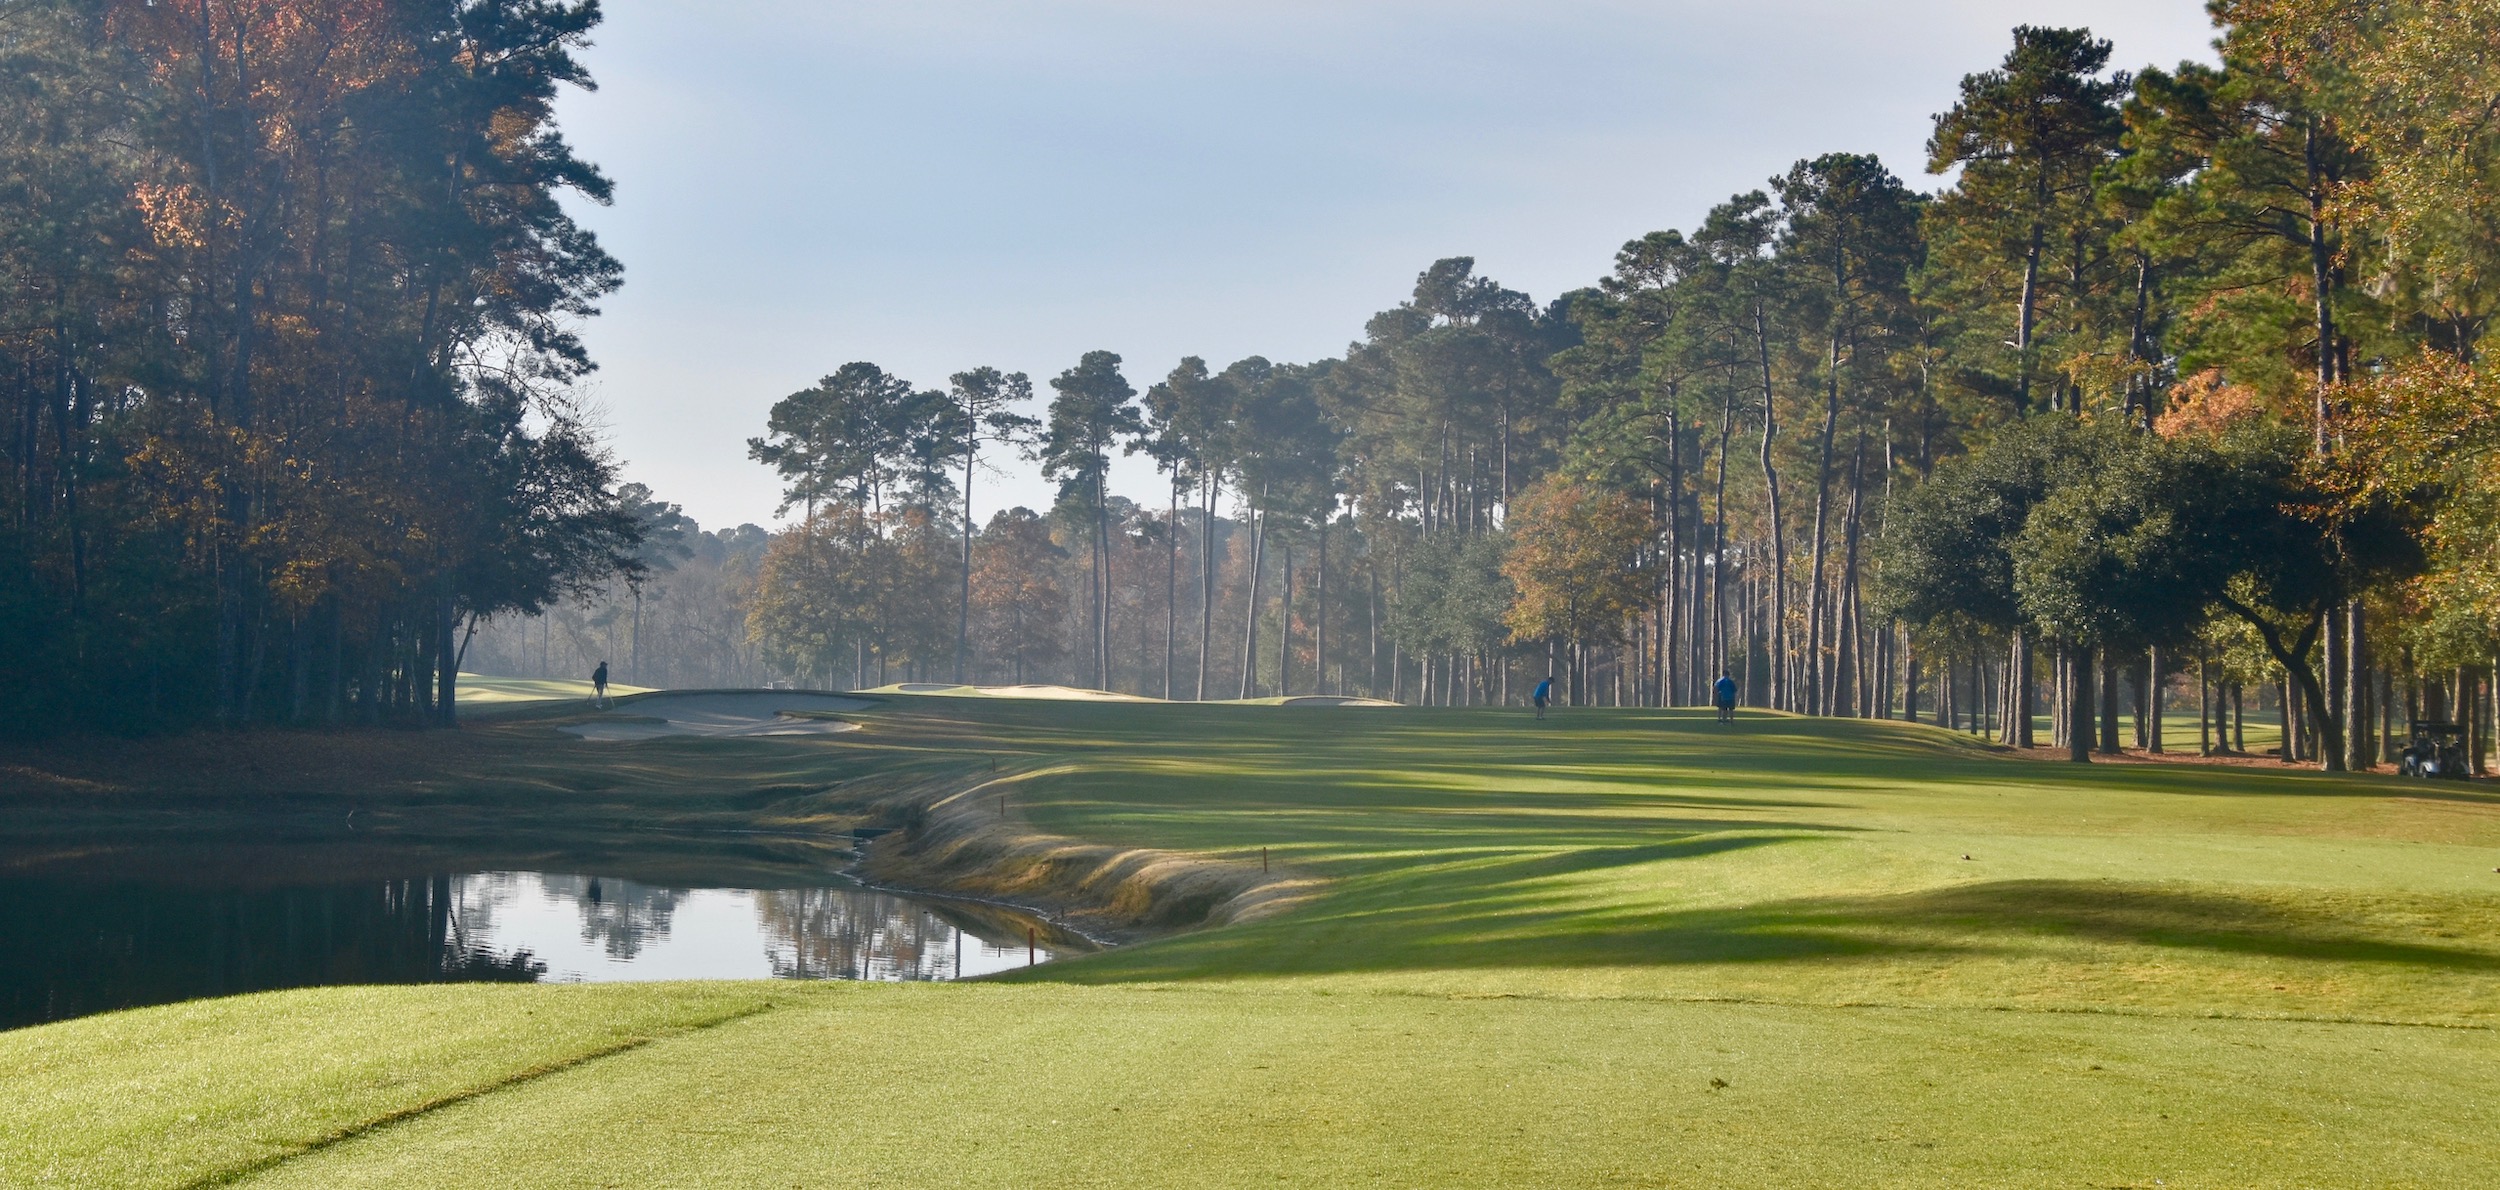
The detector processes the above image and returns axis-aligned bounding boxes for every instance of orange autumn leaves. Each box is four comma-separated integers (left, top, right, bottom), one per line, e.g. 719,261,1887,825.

1500,477,1657,649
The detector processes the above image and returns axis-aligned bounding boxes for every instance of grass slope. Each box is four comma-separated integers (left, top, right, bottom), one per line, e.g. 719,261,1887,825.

453,673,652,707
9,701,2499,1186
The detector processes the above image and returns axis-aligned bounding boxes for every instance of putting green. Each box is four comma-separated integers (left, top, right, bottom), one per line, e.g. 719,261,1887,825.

8,701,2497,1187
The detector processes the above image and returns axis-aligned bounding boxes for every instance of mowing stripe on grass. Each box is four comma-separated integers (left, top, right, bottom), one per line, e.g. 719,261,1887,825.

0,984,786,1190
184,1000,781,1189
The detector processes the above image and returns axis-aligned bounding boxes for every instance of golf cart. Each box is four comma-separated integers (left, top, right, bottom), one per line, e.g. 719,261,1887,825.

2399,719,2472,780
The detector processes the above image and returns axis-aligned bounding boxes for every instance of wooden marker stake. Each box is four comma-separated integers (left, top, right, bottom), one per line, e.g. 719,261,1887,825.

1028,926,1037,966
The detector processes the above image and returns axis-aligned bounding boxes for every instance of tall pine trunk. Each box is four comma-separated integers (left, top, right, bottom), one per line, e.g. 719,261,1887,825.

1754,304,1789,712
2066,642,2093,763
1664,407,1684,706
2343,602,2370,770
1164,482,1178,699
2147,646,2164,754
1238,488,1267,699
2002,632,2034,748
435,585,458,727
1835,434,1866,716
1806,318,1844,715
1277,545,1293,697
1314,521,1328,696
2098,653,2121,754
2017,177,2045,410
1710,388,1734,689
956,425,976,684
1197,474,1219,701
1095,468,1112,691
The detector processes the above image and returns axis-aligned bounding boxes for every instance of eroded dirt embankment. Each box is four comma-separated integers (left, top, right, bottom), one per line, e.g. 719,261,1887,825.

832,764,1322,945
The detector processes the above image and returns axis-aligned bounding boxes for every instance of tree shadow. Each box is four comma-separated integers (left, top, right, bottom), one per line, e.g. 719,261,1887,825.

1837,880,2500,969
1038,866,2500,984
1038,777,1866,858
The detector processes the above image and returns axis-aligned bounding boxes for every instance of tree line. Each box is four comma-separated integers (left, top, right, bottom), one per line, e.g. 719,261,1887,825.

734,4,2500,773
17,1,2500,766
2,0,638,734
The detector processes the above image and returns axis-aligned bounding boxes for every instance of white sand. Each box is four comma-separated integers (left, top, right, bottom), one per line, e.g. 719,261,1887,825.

560,692,871,741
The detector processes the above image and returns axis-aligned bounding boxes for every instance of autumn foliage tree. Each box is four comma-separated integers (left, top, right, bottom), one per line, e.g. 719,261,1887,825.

968,508,1068,684
0,0,642,734
1500,477,1656,703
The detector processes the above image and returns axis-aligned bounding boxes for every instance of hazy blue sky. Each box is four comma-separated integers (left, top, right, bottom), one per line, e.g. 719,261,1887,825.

553,0,2221,533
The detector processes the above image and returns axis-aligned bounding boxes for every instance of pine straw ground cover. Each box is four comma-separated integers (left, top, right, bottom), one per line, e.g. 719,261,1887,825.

5,700,2499,1187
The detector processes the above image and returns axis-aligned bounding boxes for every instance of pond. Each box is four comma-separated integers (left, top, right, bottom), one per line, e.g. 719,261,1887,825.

0,837,1086,1032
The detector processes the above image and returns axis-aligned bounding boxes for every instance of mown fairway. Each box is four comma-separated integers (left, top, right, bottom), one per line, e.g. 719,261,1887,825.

8,700,2499,1187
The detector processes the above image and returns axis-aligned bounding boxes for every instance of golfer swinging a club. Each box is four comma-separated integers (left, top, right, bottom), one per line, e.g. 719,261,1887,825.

1713,671,1738,724
1532,675,1554,720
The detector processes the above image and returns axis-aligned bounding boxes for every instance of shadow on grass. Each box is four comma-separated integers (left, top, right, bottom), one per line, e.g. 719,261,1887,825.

1033,864,2500,984
1040,783,1868,861
870,695,2492,812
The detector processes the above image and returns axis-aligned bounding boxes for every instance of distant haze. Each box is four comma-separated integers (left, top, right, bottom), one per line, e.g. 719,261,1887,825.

556,0,2220,532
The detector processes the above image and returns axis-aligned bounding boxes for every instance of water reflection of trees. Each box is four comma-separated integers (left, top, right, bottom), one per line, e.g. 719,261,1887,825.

456,873,996,976
533,874,686,960
2,864,1065,1032
755,889,972,981
1,875,543,1031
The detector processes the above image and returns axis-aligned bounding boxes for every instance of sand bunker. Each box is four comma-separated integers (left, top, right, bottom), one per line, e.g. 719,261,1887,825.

1274,695,1398,708
560,692,871,741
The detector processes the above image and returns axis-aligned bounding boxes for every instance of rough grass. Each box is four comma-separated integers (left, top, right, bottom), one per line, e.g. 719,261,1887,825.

7,699,2500,1186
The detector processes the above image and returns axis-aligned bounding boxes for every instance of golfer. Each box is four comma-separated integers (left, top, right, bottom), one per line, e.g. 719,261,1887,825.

1532,676,1554,719
1713,671,1738,723
592,660,610,709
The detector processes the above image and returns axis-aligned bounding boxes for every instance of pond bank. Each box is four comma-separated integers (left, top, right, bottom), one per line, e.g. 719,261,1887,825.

835,764,1323,946
0,699,1321,959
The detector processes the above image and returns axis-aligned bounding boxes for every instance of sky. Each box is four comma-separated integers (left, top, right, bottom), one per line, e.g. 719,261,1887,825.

551,0,2222,534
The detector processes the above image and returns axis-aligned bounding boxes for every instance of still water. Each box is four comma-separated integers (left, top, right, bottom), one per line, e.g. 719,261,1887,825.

0,842,1083,1031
